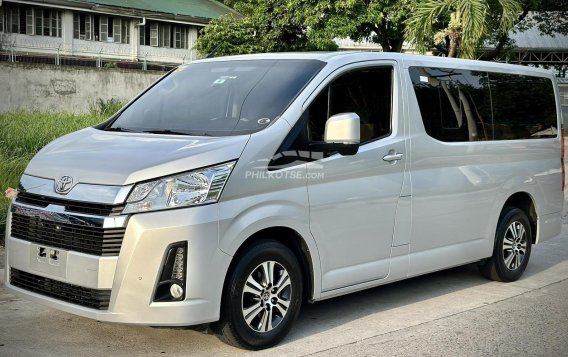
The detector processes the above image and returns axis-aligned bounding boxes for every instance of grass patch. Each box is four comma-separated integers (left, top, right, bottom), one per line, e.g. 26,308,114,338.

88,98,126,117
0,111,105,244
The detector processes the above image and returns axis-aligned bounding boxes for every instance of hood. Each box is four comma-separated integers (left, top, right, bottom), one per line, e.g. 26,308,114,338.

25,128,250,186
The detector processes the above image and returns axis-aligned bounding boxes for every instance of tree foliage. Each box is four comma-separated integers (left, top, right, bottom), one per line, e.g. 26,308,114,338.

516,0,568,35
405,0,522,58
196,0,413,57
198,0,568,58
405,0,568,59
195,0,337,57
297,0,412,52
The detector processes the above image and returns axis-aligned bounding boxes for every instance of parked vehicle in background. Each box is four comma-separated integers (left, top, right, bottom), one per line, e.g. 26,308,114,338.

4,52,563,349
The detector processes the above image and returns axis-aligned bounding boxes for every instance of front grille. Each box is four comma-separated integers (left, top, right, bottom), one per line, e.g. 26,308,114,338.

10,269,111,310
16,192,125,216
11,212,125,256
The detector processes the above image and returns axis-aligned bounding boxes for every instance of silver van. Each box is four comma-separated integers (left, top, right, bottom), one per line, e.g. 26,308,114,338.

4,52,563,349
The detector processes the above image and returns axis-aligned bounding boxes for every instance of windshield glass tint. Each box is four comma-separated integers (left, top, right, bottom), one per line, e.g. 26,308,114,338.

107,59,324,136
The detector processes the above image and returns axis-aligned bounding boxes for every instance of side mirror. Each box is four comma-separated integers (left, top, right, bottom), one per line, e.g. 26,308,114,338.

323,113,360,156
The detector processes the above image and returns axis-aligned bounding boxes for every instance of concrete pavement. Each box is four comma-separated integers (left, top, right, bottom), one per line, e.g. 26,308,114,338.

311,279,568,356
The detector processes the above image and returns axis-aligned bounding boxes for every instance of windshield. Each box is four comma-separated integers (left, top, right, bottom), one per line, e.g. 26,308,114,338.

105,59,325,136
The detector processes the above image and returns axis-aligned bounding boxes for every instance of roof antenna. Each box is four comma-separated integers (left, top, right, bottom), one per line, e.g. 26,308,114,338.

205,44,222,59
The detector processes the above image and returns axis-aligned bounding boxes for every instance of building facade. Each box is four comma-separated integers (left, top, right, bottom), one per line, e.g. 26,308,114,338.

0,0,237,64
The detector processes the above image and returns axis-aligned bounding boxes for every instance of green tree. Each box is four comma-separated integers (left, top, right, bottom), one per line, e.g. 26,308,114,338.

405,0,522,58
195,15,269,57
195,0,337,57
196,0,413,57
476,0,567,60
295,0,412,52
516,0,568,35
203,0,566,58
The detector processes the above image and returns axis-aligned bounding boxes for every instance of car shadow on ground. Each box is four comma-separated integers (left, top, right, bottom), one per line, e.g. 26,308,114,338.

275,203,568,349
283,264,487,343
278,228,567,350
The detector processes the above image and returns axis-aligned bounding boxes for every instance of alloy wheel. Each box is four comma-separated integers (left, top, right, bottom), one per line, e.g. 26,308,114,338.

502,221,528,270
241,261,292,333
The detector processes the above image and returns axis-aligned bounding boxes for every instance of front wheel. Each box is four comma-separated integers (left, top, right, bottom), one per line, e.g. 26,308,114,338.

480,207,532,282
215,240,303,350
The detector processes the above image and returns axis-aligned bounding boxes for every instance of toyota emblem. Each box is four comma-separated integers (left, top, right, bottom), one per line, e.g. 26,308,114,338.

55,176,74,194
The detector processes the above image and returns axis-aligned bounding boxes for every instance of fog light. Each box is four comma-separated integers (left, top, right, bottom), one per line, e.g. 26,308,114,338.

172,247,185,280
170,283,184,299
154,242,187,302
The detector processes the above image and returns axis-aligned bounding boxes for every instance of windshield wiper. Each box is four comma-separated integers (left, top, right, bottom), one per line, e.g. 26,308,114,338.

142,129,190,135
142,129,210,136
104,127,133,132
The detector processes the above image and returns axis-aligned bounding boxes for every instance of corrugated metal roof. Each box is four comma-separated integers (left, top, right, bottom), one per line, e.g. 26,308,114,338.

70,0,237,21
510,27,568,50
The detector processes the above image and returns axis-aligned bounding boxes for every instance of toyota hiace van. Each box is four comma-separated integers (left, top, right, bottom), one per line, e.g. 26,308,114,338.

5,52,563,349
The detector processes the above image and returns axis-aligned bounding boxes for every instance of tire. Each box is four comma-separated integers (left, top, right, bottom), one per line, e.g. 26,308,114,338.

480,207,532,282
214,240,303,350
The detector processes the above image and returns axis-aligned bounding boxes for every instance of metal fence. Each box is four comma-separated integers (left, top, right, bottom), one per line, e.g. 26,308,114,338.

0,37,192,72
0,50,177,71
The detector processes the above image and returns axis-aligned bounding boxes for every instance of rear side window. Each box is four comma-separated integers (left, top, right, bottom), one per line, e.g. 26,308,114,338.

489,73,557,139
409,67,491,142
409,66,557,141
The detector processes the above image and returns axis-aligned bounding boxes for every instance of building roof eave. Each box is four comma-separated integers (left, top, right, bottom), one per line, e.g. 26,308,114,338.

4,0,238,24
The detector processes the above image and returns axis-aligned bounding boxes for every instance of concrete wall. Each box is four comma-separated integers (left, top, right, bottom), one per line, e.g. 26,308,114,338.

0,62,163,113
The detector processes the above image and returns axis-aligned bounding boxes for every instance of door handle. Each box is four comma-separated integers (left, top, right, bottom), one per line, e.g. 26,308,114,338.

383,151,404,163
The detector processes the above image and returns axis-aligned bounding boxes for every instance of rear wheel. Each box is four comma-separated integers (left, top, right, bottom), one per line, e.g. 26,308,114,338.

480,207,532,282
215,240,303,350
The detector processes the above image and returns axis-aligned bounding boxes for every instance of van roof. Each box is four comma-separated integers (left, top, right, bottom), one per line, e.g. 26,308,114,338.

195,51,554,76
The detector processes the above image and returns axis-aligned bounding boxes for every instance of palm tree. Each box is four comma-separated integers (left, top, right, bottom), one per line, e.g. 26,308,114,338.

405,0,522,58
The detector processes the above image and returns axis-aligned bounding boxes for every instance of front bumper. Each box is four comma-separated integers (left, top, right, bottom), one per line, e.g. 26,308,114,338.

5,204,232,326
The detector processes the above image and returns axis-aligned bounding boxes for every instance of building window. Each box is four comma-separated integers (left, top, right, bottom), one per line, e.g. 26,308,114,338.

140,21,189,49
0,4,61,37
73,12,130,43
174,25,187,49
9,5,18,33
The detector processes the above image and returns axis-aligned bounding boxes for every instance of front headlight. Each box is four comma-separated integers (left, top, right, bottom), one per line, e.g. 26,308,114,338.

123,161,235,214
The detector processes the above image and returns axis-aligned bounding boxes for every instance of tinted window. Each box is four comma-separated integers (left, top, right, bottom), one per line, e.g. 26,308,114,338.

106,59,324,136
489,73,557,139
410,66,558,142
409,67,492,142
270,67,393,169
308,67,393,143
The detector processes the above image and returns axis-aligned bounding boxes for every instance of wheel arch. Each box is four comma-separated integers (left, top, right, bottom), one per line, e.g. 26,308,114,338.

501,192,538,244
221,226,317,306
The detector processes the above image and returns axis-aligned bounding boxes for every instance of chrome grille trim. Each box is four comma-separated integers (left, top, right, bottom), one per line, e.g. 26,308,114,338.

19,174,133,205
16,191,126,217
10,203,128,256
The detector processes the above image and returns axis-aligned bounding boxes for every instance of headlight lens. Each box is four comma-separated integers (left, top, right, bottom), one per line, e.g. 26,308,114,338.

123,161,235,214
